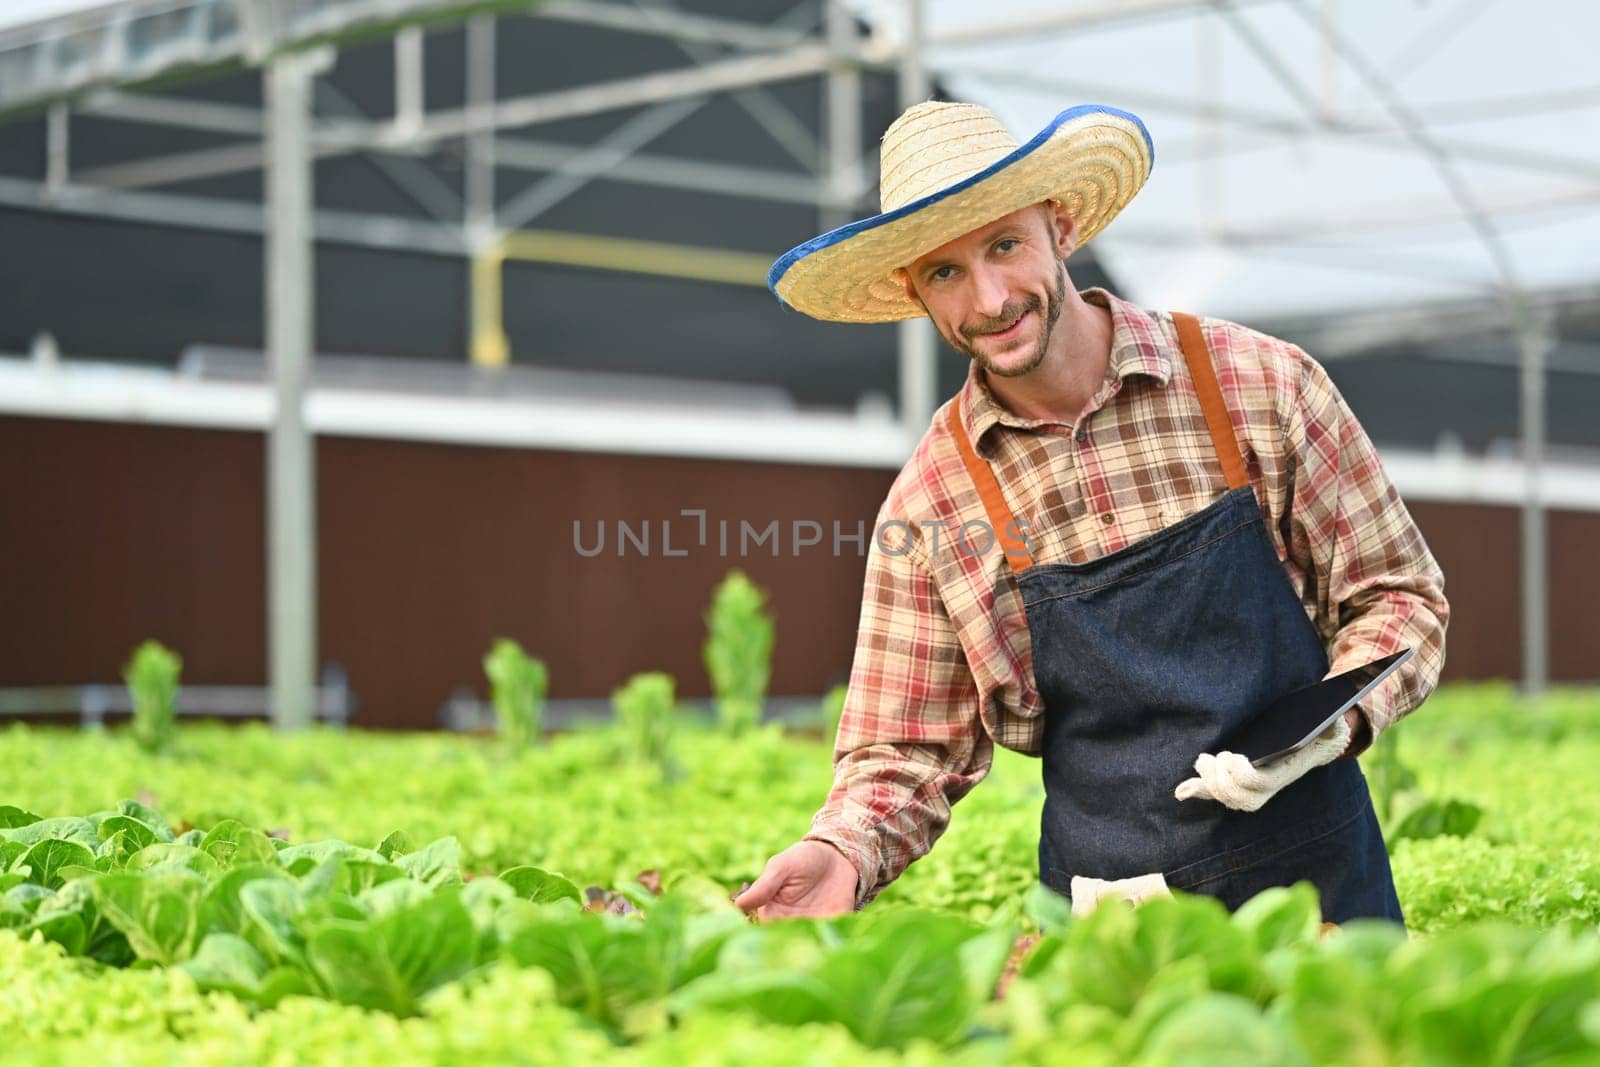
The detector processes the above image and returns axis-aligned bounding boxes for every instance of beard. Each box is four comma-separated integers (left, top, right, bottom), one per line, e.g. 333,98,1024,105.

947,260,1068,378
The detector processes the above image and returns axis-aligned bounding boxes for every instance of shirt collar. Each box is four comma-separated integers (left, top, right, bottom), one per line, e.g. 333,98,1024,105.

958,287,1173,449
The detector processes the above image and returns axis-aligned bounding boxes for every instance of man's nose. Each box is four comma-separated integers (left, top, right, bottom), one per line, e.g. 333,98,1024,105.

969,267,1008,319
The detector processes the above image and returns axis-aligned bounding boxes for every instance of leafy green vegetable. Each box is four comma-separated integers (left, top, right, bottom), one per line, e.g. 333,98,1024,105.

123,640,181,755
499,866,582,905
611,672,677,774
0,680,1597,1062
91,871,205,965
199,820,280,869
19,839,96,890
0,805,42,829
306,890,477,1015
482,638,548,750
395,836,462,888
98,814,159,855
702,570,776,737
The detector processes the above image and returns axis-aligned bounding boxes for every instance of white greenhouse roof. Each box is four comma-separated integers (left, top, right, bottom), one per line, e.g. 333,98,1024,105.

849,0,1600,322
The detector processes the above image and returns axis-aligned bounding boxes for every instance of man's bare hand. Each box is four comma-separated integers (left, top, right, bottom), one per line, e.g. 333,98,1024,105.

731,840,859,921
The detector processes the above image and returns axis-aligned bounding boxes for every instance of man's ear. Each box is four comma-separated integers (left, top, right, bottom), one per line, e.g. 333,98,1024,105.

1046,199,1078,258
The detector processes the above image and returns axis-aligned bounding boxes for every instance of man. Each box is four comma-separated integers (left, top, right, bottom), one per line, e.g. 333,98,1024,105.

733,101,1448,924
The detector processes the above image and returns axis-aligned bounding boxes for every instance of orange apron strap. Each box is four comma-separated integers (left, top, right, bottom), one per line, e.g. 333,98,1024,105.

1171,311,1249,491
947,398,1035,573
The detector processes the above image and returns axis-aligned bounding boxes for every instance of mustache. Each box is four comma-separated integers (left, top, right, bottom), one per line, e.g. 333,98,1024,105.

961,293,1043,340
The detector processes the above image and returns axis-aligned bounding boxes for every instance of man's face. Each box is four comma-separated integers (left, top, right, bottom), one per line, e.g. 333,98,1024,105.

901,203,1074,379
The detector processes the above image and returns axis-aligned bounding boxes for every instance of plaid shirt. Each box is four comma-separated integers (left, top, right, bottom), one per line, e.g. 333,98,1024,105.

807,287,1450,907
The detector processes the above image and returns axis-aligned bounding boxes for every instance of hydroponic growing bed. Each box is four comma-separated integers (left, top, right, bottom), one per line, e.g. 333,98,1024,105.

3,681,1599,1064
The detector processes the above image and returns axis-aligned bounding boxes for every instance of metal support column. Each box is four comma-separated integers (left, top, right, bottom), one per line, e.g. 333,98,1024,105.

393,25,425,139
896,0,937,442
46,103,69,196
822,0,861,233
265,51,319,730
465,14,504,367
1518,316,1551,694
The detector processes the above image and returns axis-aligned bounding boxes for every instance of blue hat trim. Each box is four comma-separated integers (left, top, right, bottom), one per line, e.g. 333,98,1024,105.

766,104,1154,305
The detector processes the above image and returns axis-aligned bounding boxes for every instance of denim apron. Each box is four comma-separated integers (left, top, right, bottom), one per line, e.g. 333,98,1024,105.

947,312,1403,925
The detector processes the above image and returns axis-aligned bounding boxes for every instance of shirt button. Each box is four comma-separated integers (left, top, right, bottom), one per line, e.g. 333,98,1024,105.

1075,427,1088,443
1101,512,1115,525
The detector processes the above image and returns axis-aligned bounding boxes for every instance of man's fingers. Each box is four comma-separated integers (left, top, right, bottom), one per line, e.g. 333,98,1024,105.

1217,751,1266,790
732,865,783,911
1174,775,1207,802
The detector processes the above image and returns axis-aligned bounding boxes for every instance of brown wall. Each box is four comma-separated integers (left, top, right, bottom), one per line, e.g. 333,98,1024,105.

1,415,890,728
2,414,1596,728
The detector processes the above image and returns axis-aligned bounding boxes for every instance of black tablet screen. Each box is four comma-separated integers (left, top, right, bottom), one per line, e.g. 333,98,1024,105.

1224,648,1413,766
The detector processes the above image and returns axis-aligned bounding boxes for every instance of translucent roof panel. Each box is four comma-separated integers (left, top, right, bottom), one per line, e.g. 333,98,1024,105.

857,0,1600,320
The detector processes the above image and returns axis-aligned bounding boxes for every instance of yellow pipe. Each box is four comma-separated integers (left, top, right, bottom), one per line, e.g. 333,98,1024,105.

470,229,773,368
470,239,509,369
499,229,772,288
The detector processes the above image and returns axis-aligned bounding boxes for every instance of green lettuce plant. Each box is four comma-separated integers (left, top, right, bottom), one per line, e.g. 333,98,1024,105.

612,671,676,771
482,638,548,749
702,570,775,737
123,640,181,754
1367,718,1483,849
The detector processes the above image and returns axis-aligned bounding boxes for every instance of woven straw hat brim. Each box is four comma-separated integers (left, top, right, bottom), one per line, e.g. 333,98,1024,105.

768,105,1153,324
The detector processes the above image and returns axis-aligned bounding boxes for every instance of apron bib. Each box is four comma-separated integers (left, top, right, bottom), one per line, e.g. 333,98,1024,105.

947,312,1403,925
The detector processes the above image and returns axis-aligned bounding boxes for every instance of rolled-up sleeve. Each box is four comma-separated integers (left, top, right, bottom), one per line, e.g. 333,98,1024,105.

1281,346,1450,758
804,504,993,906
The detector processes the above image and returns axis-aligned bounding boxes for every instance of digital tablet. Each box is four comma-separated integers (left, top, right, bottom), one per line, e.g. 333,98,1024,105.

1224,647,1414,768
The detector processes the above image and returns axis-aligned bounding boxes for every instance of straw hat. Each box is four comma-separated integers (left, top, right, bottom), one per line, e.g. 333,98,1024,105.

767,101,1153,323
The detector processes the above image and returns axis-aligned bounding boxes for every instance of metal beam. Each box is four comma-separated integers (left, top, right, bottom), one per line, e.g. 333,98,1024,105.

316,79,464,223
393,25,424,139
949,67,1600,187
637,0,826,174
417,42,836,144
265,48,318,732
897,0,937,443
823,0,864,230
72,118,835,206
1380,0,1498,84
0,0,553,119
1520,323,1552,695
79,89,272,137
1266,278,1600,347
495,93,706,231
0,174,469,254
921,0,1274,48
1109,185,1600,247
490,137,833,205
464,13,496,239
74,136,360,191
75,66,852,202
45,102,68,195
74,41,843,187
1215,1,1324,124
534,0,813,51
464,13,497,367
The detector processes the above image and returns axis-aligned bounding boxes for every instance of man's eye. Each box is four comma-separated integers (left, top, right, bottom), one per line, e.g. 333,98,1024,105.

930,266,956,282
995,239,1019,253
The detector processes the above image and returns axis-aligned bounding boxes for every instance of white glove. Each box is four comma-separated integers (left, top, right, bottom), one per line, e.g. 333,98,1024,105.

1174,714,1352,813
1069,872,1172,919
